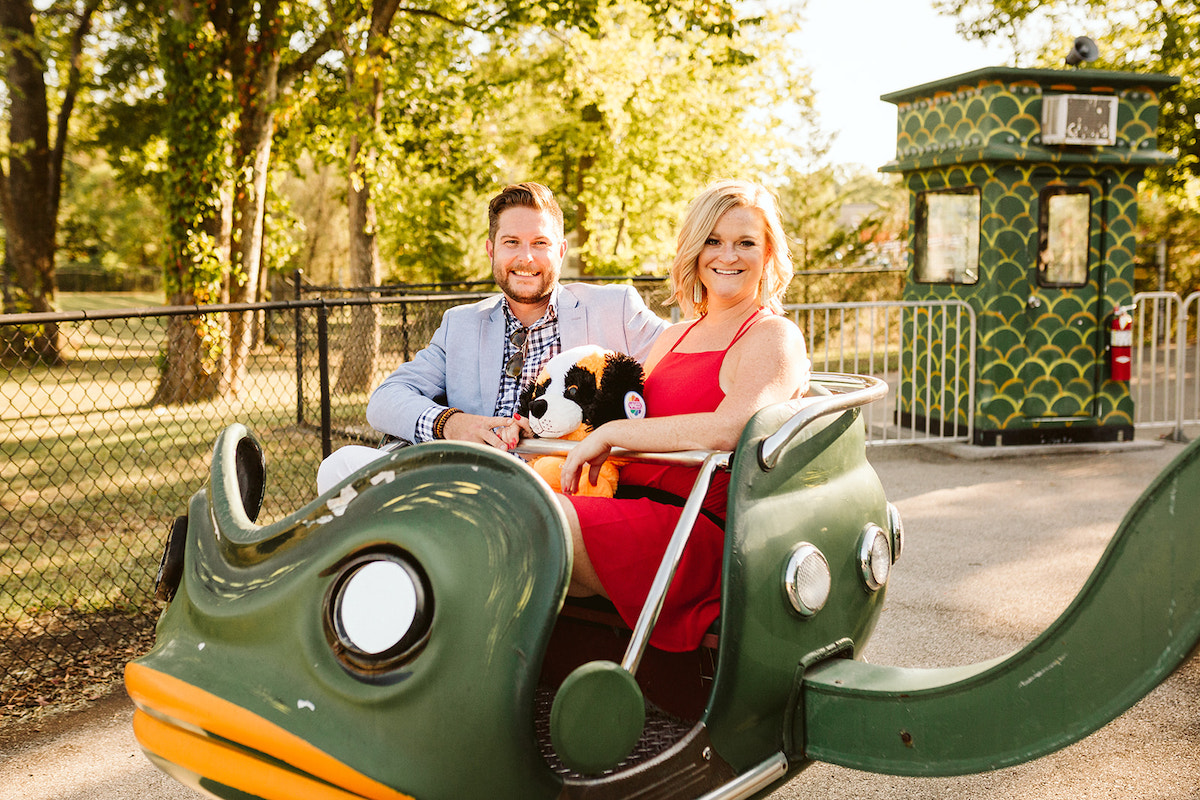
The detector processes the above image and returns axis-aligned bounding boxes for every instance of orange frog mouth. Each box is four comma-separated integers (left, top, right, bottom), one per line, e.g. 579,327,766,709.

125,662,415,800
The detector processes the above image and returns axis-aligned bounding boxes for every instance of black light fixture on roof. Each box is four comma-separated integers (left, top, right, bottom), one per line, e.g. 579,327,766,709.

1065,36,1100,67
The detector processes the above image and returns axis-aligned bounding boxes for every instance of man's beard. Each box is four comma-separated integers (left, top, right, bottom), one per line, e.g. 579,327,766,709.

493,260,554,305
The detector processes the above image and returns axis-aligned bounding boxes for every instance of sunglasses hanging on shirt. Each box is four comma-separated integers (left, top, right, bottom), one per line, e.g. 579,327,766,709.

504,327,528,379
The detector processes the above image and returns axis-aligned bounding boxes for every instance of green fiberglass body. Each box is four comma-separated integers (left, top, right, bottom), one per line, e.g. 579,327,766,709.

126,373,1200,800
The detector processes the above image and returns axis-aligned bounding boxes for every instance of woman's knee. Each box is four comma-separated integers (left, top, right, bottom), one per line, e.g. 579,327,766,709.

554,495,608,598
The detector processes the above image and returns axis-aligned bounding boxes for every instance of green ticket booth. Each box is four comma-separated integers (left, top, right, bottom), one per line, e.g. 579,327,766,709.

882,67,1177,445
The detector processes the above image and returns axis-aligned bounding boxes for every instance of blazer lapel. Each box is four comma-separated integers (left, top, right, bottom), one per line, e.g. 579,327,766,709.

558,286,587,350
476,302,506,414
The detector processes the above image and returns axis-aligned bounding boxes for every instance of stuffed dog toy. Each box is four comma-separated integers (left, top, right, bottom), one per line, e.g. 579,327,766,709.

517,345,646,497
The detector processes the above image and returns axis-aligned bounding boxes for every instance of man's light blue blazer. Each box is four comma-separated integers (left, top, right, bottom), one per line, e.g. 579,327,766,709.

366,282,668,442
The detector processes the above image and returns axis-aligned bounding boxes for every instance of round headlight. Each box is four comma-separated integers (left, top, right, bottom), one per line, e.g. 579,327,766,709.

327,552,431,672
859,523,891,591
784,543,831,617
886,502,904,563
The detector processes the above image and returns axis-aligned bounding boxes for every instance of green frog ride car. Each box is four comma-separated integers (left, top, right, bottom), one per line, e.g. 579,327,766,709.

125,372,1200,800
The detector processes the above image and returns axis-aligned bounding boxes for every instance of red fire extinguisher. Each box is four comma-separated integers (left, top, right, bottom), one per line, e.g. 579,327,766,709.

1109,303,1135,382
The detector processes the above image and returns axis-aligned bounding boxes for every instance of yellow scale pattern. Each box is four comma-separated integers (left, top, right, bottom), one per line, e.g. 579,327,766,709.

885,69,1174,439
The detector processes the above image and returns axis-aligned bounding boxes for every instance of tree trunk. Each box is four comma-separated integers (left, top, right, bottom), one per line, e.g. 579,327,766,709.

155,306,225,404
335,135,384,395
153,0,333,405
227,27,282,396
0,0,62,362
333,11,394,396
152,0,233,405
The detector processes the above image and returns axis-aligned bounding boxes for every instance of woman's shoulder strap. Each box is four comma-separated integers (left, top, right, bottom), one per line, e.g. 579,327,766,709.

726,308,769,351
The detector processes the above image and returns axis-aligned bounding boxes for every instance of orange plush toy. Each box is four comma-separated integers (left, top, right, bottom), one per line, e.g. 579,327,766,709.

517,345,646,497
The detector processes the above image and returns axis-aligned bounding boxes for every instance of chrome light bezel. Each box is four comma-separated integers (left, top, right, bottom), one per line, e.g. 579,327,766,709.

886,502,904,564
783,542,832,617
325,550,432,674
859,523,892,592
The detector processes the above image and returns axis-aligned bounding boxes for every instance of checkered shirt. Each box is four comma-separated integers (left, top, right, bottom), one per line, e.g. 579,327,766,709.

413,296,561,441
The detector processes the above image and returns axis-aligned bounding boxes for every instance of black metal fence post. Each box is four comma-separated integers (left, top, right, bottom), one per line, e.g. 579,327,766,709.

317,300,332,459
401,300,410,361
294,269,305,427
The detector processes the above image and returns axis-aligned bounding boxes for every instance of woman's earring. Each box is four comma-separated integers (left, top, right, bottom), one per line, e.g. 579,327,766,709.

693,282,704,305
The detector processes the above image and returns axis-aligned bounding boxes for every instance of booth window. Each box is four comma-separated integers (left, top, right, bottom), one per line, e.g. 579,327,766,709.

914,189,980,284
1038,188,1091,287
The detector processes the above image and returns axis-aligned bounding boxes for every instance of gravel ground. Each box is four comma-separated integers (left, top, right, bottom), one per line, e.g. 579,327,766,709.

2,432,1197,800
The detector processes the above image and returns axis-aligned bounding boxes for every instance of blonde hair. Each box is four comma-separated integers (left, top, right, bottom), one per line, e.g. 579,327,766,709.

669,179,793,317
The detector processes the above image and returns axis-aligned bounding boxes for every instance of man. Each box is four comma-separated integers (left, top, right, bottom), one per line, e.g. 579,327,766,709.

317,182,666,493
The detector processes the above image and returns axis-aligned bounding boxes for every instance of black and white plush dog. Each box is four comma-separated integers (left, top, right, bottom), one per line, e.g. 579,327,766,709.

517,345,646,496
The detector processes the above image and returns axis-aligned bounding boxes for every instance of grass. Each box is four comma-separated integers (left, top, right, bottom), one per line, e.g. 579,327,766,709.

58,291,165,312
1,300,330,622
1,293,474,718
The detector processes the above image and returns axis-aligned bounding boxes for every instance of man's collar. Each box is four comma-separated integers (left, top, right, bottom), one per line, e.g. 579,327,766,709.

503,285,560,329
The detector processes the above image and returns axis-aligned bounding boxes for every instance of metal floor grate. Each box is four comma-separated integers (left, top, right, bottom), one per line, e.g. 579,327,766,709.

534,685,695,778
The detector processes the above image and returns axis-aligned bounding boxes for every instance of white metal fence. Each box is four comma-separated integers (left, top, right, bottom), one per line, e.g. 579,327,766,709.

786,301,977,446
788,293,1200,446
1131,291,1200,441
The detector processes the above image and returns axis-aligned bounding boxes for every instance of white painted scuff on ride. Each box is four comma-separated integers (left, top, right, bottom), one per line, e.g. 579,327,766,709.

325,485,359,518
197,642,206,651
1019,653,1066,688
297,699,316,711
370,470,395,486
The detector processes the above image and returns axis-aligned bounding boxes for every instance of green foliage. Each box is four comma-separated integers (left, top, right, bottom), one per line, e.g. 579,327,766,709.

1137,183,1200,297
780,165,907,304
58,152,163,273
273,0,824,285
38,0,852,297
490,3,820,276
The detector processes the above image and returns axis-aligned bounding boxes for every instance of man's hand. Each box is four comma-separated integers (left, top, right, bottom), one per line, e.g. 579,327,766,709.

442,412,521,450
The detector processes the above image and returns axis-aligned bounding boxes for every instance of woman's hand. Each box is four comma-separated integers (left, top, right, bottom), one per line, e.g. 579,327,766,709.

560,426,614,495
474,414,523,450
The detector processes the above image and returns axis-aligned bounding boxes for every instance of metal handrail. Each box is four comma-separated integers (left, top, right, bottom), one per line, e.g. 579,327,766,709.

514,372,886,677
758,372,889,470
513,372,889,471
695,752,789,800
511,441,731,678
512,438,724,468
620,451,729,675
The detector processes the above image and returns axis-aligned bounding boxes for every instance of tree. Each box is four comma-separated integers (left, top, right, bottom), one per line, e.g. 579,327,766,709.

150,0,756,401
57,151,163,288
152,0,336,403
510,6,815,276
779,165,907,304
308,0,769,392
0,0,102,363
332,0,422,395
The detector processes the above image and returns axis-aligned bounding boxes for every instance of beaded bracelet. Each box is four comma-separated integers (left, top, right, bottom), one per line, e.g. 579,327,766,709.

432,407,462,440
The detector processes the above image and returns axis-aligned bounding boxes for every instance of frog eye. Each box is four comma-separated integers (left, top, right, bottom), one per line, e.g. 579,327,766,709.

326,552,432,674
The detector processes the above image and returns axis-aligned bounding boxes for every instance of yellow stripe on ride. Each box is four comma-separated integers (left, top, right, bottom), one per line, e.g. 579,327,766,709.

125,662,415,800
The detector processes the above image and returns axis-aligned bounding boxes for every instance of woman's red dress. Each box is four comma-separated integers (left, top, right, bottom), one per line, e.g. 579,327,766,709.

566,312,764,652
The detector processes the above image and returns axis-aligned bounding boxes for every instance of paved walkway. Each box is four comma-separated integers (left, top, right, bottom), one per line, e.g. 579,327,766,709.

2,432,1197,799
773,431,1200,800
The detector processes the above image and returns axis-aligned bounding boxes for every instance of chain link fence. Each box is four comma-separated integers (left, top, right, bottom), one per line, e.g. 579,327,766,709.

0,278,671,719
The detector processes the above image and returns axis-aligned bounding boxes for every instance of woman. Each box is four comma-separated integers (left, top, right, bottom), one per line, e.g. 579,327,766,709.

554,179,811,653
